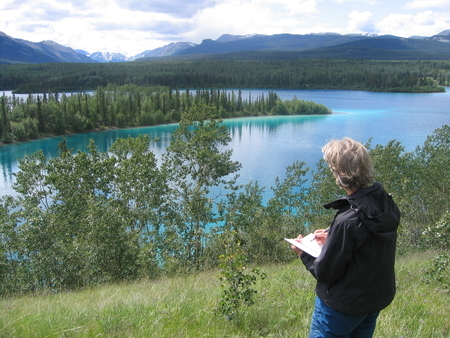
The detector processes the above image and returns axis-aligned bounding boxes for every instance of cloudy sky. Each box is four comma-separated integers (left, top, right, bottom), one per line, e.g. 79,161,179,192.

1,0,450,57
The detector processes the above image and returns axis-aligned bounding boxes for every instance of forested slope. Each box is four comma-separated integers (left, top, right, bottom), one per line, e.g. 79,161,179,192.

0,58,448,93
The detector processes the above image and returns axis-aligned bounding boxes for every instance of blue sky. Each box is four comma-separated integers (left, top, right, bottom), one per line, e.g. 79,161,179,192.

1,0,450,56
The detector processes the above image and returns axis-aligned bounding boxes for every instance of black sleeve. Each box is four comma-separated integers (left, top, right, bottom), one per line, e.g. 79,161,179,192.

299,220,357,284
300,252,318,279
314,220,356,285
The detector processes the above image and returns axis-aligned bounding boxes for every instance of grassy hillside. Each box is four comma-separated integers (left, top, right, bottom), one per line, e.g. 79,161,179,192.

1,251,448,338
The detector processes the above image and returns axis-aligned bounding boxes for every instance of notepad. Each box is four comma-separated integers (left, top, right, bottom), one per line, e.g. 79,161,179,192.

284,233,323,258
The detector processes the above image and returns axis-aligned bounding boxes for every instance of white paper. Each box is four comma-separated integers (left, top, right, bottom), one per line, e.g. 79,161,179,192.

284,233,323,258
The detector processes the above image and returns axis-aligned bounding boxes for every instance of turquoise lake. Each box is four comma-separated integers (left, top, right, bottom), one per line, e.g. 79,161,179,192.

1,88,450,198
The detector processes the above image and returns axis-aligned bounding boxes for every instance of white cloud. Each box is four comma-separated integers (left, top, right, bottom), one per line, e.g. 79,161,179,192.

20,23,55,34
22,4,72,21
186,2,270,40
274,0,319,15
2,0,27,10
414,10,438,25
114,0,220,18
347,10,375,33
376,10,450,36
183,0,320,42
1,0,182,54
406,0,450,9
333,0,378,4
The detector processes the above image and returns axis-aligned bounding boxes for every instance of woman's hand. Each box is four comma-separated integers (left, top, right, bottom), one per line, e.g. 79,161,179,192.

291,234,304,256
313,229,328,245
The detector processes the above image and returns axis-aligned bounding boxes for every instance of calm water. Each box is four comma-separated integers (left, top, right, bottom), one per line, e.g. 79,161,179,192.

1,88,450,198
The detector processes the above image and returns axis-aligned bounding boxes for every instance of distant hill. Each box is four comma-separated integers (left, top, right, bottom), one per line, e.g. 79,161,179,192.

177,33,370,55
153,35,450,62
131,42,198,60
304,36,450,60
2,30,450,64
0,32,96,64
427,30,450,44
215,34,264,42
338,36,450,53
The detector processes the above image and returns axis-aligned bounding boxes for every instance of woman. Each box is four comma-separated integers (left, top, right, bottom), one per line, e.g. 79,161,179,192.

292,137,400,338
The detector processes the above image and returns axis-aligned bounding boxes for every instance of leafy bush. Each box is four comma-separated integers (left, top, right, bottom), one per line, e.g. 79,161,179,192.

422,211,450,249
217,240,266,320
423,211,450,293
425,252,450,293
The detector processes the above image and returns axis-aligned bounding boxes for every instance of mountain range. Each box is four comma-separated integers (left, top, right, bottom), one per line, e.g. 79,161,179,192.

1,30,450,64
0,31,96,64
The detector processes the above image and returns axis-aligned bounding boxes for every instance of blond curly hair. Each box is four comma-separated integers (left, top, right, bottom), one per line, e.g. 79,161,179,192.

322,137,375,192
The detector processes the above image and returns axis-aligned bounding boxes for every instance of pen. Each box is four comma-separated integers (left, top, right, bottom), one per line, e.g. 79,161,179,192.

310,227,330,241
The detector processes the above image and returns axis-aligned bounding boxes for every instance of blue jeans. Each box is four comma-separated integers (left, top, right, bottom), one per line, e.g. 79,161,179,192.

309,296,379,338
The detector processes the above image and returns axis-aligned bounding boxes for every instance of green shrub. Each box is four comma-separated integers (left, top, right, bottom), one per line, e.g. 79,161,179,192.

217,245,266,320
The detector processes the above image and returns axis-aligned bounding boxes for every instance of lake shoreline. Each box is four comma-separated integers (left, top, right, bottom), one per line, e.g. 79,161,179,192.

0,87,332,147
0,110,333,147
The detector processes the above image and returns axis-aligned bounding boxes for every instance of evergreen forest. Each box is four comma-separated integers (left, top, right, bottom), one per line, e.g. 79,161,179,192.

1,58,449,94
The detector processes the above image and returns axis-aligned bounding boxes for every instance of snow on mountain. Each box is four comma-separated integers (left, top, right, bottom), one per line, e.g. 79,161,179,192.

76,42,197,62
131,42,197,60
430,30,450,43
215,34,263,42
86,51,129,63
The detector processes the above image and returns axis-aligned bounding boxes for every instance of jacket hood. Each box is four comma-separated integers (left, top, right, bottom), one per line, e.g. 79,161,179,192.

324,182,400,241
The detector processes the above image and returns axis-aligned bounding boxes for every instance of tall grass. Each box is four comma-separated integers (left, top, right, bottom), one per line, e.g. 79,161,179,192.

1,251,448,338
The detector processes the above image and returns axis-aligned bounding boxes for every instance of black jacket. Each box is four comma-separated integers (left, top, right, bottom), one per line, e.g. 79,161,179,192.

301,182,401,315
